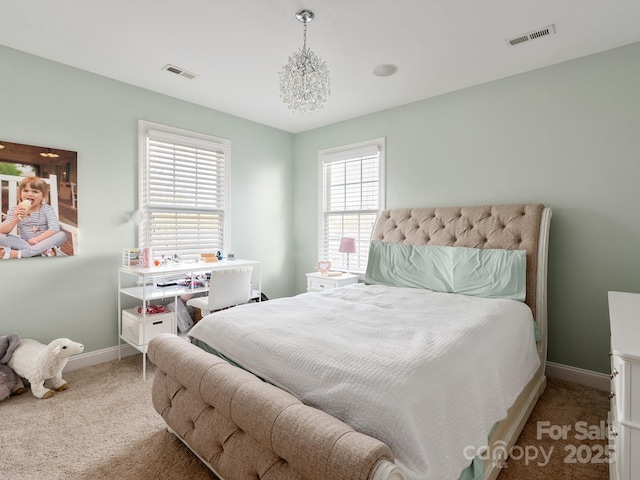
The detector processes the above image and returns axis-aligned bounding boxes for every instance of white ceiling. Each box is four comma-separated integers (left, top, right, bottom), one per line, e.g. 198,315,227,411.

2,1,640,134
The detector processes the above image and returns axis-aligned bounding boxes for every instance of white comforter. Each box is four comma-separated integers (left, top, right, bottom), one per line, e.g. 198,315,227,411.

189,283,540,480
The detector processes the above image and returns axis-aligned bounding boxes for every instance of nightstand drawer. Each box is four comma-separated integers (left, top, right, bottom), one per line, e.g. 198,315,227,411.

309,277,338,290
306,272,359,292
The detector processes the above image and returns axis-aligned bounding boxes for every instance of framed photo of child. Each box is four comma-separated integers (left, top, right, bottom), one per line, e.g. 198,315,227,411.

0,140,78,259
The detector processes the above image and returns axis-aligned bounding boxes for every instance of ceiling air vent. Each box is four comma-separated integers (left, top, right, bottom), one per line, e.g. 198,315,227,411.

162,64,198,80
506,25,555,47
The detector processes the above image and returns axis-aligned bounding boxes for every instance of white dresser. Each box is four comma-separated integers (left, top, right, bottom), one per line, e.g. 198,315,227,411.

608,291,640,480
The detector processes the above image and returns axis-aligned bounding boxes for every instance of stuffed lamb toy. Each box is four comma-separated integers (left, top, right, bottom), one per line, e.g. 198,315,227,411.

9,337,84,399
0,333,25,401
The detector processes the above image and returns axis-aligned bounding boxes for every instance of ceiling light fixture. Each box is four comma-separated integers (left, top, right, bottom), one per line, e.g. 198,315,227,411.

40,149,59,158
279,10,330,114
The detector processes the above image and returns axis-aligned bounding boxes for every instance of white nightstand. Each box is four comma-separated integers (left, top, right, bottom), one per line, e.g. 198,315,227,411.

306,272,359,292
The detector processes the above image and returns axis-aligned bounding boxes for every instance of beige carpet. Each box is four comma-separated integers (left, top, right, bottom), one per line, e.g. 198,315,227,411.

0,354,217,480
497,377,610,480
0,355,609,480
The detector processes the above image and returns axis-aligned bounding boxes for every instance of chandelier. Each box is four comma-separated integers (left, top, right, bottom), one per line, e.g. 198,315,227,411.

279,10,330,114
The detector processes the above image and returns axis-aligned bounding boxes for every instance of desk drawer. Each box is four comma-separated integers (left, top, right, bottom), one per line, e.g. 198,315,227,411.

121,308,173,346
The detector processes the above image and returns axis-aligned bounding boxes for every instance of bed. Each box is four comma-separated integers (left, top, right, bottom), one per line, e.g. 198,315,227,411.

148,203,552,480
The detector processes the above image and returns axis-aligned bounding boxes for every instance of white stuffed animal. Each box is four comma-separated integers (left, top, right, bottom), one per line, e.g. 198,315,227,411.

8,338,84,399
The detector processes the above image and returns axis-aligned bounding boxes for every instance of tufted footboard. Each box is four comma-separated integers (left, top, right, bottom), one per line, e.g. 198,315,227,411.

148,333,403,480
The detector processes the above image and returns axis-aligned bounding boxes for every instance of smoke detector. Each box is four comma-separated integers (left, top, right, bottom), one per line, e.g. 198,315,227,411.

506,25,556,47
162,64,198,80
373,64,399,77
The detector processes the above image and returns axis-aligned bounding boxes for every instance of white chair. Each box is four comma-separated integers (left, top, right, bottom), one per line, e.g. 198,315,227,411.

70,182,78,209
187,266,253,317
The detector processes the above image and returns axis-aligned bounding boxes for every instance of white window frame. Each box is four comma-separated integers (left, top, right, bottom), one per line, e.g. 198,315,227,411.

318,137,386,274
137,120,230,259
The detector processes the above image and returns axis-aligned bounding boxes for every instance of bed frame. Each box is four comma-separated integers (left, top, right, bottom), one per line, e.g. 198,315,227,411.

148,203,552,480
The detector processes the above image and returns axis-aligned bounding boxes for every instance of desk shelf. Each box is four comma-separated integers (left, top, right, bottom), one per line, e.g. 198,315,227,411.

117,259,261,380
119,285,209,301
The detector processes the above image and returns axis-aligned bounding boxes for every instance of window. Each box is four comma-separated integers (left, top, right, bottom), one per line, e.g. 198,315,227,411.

138,121,229,258
319,138,385,274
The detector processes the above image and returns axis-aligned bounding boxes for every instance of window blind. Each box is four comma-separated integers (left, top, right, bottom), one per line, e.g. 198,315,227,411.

140,124,229,258
319,139,385,273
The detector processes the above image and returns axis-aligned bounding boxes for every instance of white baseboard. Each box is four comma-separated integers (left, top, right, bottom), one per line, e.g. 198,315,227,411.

64,344,139,372
545,361,610,391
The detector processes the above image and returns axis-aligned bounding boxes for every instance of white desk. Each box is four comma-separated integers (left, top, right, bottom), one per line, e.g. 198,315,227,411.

118,259,260,379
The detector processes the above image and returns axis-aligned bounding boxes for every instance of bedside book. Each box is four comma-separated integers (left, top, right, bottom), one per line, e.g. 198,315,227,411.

324,271,343,277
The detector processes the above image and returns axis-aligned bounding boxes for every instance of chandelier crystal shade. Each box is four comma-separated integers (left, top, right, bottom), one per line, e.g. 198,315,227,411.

279,10,330,114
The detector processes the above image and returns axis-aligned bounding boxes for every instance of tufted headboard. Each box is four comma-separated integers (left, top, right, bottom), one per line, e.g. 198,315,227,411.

371,204,548,319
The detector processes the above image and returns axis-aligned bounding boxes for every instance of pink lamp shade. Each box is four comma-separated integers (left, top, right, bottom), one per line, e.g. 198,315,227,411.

338,237,357,254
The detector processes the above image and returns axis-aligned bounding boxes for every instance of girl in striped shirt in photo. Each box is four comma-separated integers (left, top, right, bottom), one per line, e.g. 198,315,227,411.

0,177,67,259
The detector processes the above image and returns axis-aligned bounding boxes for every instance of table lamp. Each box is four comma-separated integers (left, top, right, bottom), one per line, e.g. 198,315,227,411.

339,237,357,273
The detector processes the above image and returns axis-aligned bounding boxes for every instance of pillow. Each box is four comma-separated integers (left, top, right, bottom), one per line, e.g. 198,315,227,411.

364,241,526,301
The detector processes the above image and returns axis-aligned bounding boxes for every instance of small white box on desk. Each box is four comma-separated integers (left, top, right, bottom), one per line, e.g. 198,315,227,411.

121,307,173,346
122,248,142,267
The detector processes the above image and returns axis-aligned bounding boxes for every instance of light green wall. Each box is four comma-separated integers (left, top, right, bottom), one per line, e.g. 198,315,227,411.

293,42,640,374
0,45,294,352
2,41,639,375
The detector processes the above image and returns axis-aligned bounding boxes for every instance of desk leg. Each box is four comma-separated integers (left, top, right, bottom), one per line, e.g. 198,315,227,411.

142,316,147,381
117,274,122,361
173,294,178,335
